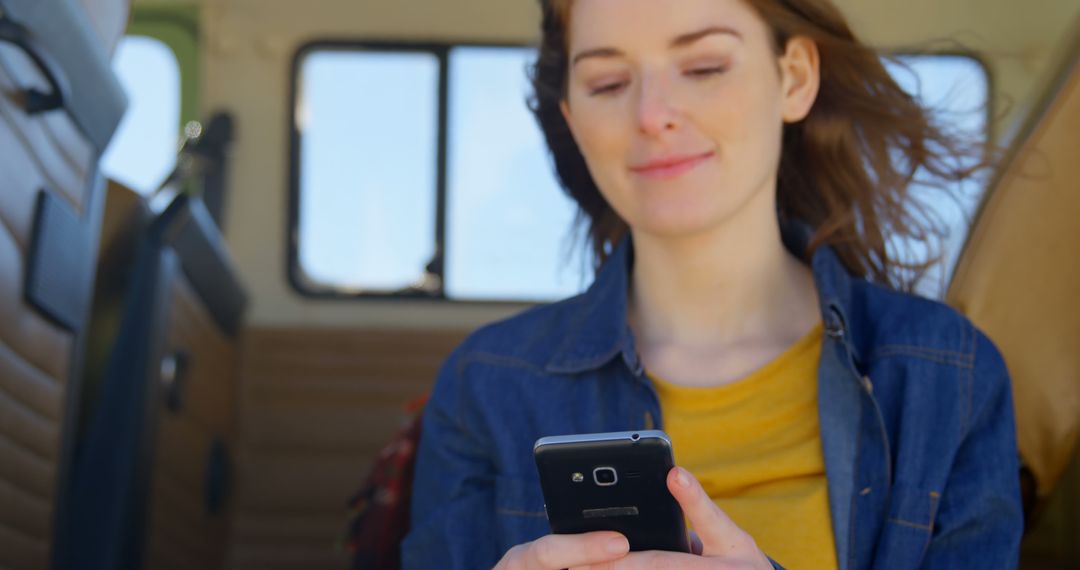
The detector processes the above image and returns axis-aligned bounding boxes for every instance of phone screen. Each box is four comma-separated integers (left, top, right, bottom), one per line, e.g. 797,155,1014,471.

533,430,690,553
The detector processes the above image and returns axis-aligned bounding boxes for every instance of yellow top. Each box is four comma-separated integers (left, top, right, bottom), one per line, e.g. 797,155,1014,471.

649,324,837,570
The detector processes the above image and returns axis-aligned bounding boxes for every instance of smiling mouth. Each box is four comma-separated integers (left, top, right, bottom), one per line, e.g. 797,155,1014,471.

629,151,716,180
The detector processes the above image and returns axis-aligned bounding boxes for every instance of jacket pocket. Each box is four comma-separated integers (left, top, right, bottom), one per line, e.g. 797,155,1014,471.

494,475,549,552
874,484,941,569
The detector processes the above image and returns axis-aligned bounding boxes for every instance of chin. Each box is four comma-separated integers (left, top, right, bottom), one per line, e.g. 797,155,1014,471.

631,181,771,241
632,210,728,240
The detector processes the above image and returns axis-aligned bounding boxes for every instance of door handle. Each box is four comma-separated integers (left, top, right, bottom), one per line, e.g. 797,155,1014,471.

160,350,191,413
0,13,68,114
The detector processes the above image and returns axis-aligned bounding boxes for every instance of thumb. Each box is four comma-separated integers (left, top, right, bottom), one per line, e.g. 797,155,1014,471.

667,467,745,551
688,530,704,556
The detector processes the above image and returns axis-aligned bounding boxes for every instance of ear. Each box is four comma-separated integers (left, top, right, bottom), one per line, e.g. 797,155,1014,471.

778,36,820,123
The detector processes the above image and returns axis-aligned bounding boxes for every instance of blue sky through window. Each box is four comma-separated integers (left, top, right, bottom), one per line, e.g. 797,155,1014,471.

102,35,181,194
445,47,588,301
296,51,439,291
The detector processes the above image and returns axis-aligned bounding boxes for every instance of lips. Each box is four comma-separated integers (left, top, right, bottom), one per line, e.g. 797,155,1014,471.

629,150,715,180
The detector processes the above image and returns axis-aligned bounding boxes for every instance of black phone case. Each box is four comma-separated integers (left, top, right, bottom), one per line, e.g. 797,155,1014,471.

533,431,690,553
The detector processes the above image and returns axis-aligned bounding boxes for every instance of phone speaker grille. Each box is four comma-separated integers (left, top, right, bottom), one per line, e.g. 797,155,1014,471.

583,506,640,519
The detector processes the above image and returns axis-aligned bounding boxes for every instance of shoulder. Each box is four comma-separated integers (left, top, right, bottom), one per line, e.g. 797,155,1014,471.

849,279,1011,428
452,293,589,369
422,294,596,437
849,279,1000,370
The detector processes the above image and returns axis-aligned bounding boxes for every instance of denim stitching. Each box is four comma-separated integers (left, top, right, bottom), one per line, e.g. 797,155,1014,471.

972,323,980,433
870,344,974,359
459,351,547,375
847,413,862,570
928,491,940,528
916,491,940,563
871,345,974,363
887,518,933,532
868,348,974,369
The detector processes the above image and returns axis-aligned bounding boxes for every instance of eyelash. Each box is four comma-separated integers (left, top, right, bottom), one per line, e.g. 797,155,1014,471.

686,65,728,78
587,66,729,97
590,82,627,96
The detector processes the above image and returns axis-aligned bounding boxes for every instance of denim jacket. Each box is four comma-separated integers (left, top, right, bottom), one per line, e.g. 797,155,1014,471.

402,230,1023,569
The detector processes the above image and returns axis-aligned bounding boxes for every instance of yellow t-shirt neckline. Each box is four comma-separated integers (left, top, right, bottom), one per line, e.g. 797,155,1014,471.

650,323,825,405
648,323,838,570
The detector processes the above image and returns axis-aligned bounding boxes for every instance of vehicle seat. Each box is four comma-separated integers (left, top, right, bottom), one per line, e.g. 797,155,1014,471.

0,0,126,566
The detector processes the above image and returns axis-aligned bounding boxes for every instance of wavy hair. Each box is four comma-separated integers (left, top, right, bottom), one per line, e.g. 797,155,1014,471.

528,0,991,291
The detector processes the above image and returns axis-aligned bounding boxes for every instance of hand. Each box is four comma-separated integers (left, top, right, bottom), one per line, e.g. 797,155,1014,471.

493,531,630,569
574,467,774,570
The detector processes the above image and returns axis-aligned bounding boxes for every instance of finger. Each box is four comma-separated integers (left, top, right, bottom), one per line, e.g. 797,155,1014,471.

608,550,711,570
523,532,629,570
570,563,618,570
667,466,744,549
688,530,704,556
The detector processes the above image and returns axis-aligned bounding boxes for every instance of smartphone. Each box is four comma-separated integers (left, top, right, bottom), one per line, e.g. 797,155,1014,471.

533,430,690,553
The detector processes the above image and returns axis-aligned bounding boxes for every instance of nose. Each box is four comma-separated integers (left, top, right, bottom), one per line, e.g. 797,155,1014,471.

636,72,680,136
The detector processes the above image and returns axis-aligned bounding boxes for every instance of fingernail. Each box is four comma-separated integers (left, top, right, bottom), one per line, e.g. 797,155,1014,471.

675,467,690,488
607,537,629,554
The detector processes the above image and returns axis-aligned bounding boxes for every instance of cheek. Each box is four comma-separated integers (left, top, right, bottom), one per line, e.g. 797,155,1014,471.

697,79,784,161
567,102,632,172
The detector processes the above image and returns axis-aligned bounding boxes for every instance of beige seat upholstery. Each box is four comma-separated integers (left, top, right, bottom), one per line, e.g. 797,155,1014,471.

947,30,1080,505
0,0,127,567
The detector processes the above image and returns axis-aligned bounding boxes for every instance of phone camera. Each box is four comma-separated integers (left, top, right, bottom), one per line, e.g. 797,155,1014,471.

630,433,640,441
593,467,618,486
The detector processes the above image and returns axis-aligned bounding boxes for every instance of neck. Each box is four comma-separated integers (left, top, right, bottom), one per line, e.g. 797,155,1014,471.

627,212,819,349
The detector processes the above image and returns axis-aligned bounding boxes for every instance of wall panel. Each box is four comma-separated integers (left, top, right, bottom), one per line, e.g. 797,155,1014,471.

226,327,466,570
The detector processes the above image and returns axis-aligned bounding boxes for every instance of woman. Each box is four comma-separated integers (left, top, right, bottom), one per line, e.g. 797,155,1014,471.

402,0,1022,568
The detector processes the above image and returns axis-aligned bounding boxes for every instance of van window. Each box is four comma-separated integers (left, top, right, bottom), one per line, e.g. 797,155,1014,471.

884,55,989,298
290,46,988,302
101,35,182,194
445,47,588,301
294,50,440,293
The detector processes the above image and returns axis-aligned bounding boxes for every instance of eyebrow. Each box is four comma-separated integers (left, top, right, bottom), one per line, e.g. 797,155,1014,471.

571,25,742,67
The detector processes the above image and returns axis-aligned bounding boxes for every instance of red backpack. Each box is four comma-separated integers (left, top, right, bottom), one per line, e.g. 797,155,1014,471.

345,396,427,570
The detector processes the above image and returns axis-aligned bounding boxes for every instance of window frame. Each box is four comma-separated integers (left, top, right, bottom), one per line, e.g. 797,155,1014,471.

289,39,550,303
286,40,994,303
101,6,199,195
126,5,201,131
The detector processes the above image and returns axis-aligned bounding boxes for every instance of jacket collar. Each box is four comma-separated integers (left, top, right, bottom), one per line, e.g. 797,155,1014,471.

545,235,639,374
545,221,866,374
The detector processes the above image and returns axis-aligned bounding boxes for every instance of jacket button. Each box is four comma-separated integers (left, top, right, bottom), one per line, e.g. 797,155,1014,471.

825,322,844,339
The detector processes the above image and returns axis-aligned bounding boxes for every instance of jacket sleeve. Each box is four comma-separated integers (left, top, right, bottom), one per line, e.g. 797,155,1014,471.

401,348,502,569
922,330,1024,569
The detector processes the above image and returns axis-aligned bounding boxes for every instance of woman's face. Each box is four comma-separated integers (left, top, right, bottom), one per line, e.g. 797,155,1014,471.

561,0,819,239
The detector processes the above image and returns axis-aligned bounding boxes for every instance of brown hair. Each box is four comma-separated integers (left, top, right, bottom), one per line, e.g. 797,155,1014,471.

528,0,990,291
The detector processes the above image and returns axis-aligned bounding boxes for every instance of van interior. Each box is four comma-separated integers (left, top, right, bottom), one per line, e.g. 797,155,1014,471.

1,0,1078,568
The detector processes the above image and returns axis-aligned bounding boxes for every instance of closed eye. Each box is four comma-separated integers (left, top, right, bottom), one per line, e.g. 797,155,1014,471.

590,81,629,96
686,66,728,78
